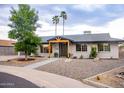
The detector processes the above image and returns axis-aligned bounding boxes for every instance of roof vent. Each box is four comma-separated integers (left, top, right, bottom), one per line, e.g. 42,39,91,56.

84,31,91,34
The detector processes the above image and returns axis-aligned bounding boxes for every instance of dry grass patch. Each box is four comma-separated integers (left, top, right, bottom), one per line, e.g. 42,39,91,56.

0,56,46,67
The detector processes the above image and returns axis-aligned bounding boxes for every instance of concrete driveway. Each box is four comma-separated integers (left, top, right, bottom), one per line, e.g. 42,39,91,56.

0,65,93,88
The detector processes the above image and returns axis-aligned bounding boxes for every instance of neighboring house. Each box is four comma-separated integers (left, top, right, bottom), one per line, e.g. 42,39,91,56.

0,39,16,55
39,32,124,59
119,44,124,58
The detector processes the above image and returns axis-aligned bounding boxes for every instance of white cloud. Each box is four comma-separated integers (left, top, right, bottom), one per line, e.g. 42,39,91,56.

36,17,124,39
0,5,18,26
103,17,124,39
52,6,67,12
1,16,124,40
0,26,11,40
73,4,106,12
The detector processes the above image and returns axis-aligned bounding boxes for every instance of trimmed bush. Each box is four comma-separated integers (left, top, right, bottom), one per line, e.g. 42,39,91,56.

89,47,97,58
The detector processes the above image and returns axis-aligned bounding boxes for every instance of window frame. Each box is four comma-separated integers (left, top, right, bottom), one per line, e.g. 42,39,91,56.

40,45,52,53
82,44,87,51
76,43,87,52
76,44,81,51
98,43,110,52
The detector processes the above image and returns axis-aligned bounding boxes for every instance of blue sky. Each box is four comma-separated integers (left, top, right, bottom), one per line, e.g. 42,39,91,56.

0,4,124,39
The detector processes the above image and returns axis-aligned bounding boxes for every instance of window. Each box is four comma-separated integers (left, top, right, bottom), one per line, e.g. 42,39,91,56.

98,43,110,51
40,45,52,53
76,44,81,51
82,44,87,51
98,44,103,51
44,47,49,53
76,44,87,51
104,43,110,51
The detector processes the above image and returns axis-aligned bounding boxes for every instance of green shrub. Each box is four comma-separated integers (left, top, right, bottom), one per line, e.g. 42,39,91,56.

89,47,97,58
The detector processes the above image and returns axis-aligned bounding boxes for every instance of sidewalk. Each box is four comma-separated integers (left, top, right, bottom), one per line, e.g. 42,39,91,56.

24,58,59,69
0,65,94,88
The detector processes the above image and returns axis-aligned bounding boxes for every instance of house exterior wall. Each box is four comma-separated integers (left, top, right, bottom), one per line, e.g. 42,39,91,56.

69,43,119,59
69,43,91,58
39,43,119,59
97,43,119,59
39,43,59,57
52,43,59,57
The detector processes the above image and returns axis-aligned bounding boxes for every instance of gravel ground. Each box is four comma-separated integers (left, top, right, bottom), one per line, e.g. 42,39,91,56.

36,58,124,81
90,66,124,88
0,72,39,88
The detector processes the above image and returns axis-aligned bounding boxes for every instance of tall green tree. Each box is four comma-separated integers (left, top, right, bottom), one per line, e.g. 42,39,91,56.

60,11,67,35
52,15,59,36
8,4,41,60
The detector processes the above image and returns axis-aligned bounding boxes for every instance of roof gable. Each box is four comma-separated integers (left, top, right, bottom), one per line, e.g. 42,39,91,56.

47,36,74,42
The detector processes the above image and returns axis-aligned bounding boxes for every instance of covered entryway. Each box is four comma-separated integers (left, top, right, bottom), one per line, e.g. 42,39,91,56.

59,43,68,57
48,37,71,58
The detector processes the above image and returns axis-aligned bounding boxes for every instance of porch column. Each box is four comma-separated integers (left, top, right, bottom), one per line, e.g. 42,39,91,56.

68,41,70,58
48,42,51,57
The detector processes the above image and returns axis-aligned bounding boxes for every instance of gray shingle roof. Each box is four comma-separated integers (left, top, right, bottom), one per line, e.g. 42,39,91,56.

41,33,124,43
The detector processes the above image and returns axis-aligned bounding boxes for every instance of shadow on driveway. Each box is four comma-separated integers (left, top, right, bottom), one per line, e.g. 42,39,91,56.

0,72,39,88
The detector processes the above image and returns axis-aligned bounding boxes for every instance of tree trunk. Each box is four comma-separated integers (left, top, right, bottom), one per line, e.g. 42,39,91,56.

55,24,57,36
63,19,64,35
25,51,28,61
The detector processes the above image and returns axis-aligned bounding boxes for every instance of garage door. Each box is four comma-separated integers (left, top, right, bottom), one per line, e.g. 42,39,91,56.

0,46,17,55
119,47,124,59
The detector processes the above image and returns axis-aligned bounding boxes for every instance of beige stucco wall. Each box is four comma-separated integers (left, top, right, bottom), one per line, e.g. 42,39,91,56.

69,43,119,59
69,43,91,58
51,43,59,57
39,44,59,57
97,43,119,59
39,43,119,59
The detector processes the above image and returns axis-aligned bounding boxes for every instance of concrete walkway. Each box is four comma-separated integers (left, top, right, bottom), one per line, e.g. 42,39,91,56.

0,55,24,62
0,65,94,88
24,58,59,69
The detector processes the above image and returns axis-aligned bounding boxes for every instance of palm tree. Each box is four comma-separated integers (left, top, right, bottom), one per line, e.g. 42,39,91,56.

52,15,59,36
60,11,67,35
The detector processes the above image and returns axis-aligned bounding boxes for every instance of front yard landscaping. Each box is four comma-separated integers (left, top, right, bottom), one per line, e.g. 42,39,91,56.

36,59,124,83
0,56,47,67
86,66,124,88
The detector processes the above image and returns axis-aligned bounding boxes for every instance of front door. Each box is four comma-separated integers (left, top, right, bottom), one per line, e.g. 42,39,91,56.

59,43,68,57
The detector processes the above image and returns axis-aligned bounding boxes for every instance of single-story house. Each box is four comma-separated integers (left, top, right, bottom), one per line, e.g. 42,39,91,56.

0,39,16,55
39,32,124,59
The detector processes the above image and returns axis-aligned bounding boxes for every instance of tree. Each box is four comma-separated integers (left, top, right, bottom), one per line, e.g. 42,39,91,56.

8,4,41,60
60,11,67,35
52,15,59,36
